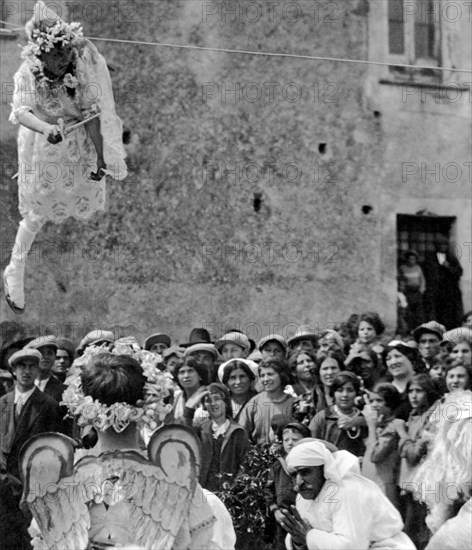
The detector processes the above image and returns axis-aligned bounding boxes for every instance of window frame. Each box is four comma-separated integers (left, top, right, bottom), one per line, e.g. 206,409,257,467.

387,0,441,68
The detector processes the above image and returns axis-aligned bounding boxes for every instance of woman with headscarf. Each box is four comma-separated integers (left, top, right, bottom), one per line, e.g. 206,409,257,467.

217,358,258,423
281,440,415,550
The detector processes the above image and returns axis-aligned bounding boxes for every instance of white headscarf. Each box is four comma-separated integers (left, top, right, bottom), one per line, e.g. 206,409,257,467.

217,358,259,384
286,440,344,482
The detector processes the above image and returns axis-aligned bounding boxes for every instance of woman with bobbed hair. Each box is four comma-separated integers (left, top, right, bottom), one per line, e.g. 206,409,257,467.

218,358,258,422
239,357,295,445
165,356,210,425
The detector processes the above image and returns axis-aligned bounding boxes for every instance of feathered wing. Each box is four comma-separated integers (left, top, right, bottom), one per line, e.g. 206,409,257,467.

74,451,196,550
20,433,90,550
120,458,195,549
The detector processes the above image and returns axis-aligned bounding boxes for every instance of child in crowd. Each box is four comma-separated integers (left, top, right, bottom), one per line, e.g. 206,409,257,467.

393,373,440,550
444,359,472,393
346,312,385,367
362,383,402,507
310,371,367,457
429,353,446,382
264,420,311,550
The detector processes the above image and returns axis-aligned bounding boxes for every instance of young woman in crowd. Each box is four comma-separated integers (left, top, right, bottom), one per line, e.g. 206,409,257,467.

239,357,295,445
288,349,317,396
448,338,472,366
393,374,440,550
197,383,251,493
165,356,209,424
444,359,472,393
382,340,425,420
292,350,346,426
309,371,367,457
362,382,402,507
314,351,345,411
218,358,258,422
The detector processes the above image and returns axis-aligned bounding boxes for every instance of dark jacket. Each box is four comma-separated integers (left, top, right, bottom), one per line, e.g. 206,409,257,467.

264,457,296,511
43,374,66,403
0,388,62,481
198,418,250,489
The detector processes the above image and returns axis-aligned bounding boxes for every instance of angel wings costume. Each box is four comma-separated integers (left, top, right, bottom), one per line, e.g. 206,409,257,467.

21,430,235,550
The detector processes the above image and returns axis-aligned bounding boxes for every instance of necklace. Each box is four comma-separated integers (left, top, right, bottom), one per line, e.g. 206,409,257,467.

333,405,361,439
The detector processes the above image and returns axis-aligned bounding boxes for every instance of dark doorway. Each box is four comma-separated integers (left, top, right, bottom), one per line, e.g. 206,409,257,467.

396,213,457,335
397,213,456,264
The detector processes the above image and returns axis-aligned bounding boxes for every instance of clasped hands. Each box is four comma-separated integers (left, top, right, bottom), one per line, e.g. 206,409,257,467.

276,505,311,548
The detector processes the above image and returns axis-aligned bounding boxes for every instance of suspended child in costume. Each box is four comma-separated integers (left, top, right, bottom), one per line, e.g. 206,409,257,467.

4,1,127,313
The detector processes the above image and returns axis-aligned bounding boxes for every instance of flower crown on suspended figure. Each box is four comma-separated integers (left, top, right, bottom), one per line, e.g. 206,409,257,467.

22,0,84,55
62,342,175,433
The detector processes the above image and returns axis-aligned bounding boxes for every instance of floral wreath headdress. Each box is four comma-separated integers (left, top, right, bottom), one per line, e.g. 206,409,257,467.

22,1,83,57
62,342,175,433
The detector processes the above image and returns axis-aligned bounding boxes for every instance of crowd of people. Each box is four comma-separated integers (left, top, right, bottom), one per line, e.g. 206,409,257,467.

0,309,471,549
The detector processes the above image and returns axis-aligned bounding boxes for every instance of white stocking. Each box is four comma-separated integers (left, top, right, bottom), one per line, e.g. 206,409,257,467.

4,216,43,309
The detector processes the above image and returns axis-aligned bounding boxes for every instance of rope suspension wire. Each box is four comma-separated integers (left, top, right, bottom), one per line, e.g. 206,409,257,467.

1,19,471,74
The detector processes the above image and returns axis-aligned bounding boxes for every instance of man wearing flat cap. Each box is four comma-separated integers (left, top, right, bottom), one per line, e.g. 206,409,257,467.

215,331,251,361
144,332,171,355
25,335,64,403
0,349,63,549
412,321,445,370
287,326,318,353
281,440,415,550
185,342,219,383
76,329,114,356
